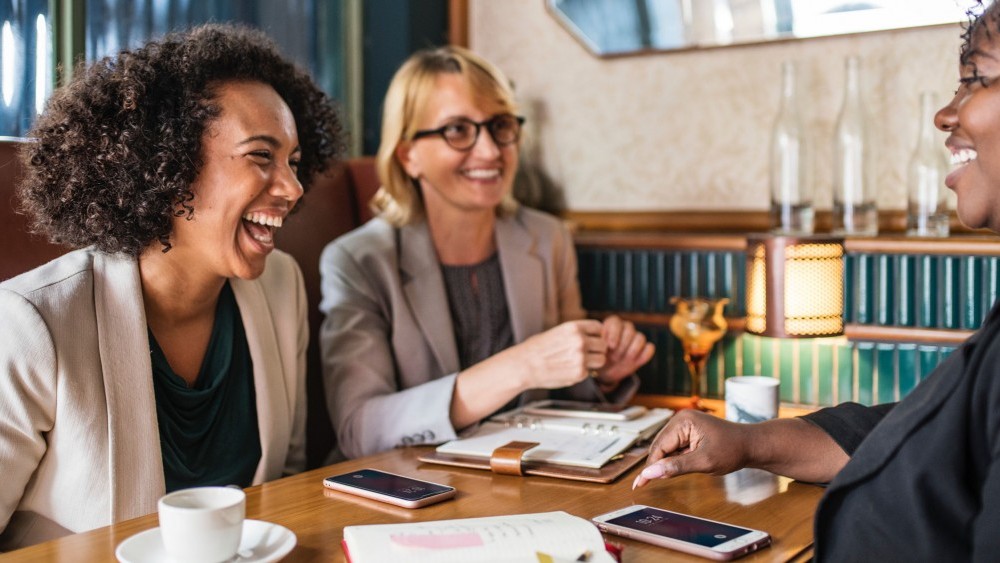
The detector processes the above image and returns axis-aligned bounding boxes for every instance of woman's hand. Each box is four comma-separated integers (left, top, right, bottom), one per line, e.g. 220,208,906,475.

516,319,608,389
451,319,657,430
450,319,606,430
632,410,752,489
632,409,849,489
594,315,655,388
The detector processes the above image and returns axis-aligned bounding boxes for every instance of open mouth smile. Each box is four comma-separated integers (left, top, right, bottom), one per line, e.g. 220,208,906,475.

242,211,284,245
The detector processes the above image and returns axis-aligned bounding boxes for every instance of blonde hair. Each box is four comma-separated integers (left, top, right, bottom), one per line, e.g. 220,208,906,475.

372,45,520,226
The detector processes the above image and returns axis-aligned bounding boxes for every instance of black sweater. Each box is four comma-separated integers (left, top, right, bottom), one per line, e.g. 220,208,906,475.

801,300,1000,561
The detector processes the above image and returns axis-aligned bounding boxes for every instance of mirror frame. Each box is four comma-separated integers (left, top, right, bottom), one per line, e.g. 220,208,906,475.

545,0,978,58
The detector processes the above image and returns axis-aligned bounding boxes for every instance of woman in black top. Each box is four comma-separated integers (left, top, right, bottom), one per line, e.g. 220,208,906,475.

635,3,1000,560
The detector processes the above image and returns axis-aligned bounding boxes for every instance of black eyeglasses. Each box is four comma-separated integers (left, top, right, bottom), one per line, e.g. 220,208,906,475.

411,114,525,151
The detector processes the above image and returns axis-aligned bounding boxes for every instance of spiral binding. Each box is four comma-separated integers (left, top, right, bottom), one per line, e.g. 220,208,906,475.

501,415,619,435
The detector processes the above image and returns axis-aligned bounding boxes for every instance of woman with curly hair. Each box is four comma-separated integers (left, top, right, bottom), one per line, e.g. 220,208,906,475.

0,24,341,549
319,46,654,461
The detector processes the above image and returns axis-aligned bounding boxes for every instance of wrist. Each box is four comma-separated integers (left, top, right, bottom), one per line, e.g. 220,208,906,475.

494,344,536,393
744,418,795,472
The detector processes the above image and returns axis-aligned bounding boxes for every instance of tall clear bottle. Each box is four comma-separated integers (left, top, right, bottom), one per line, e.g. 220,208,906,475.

906,92,950,237
832,56,877,236
770,61,814,234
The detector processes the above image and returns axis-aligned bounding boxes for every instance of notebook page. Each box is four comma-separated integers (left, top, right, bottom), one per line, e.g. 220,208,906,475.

435,424,634,468
343,511,615,563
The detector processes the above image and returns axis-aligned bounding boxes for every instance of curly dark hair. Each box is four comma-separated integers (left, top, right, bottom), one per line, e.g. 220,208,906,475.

961,1,1000,69
19,23,343,256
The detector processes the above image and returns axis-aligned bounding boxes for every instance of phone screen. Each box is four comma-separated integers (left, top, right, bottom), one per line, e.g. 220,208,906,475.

605,507,755,548
325,469,453,501
542,400,630,413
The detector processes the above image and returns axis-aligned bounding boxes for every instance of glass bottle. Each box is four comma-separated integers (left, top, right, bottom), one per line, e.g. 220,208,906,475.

906,92,950,237
832,56,877,236
770,61,814,235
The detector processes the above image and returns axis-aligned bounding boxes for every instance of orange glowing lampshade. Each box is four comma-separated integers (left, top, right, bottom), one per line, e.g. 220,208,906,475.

745,235,844,338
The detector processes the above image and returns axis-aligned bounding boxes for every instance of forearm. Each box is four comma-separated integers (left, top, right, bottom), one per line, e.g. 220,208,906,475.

321,299,456,457
336,376,459,458
450,349,529,430
746,418,849,483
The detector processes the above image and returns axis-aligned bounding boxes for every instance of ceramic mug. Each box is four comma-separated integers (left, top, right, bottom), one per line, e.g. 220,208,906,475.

725,376,779,423
158,486,245,563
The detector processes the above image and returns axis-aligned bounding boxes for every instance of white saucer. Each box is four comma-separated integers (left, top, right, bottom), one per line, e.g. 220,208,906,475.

116,519,296,563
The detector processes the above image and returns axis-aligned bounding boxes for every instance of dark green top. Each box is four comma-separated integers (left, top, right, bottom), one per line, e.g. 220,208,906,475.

149,281,261,493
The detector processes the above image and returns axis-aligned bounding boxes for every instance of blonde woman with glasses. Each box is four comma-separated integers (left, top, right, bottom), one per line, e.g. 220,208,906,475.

319,46,654,461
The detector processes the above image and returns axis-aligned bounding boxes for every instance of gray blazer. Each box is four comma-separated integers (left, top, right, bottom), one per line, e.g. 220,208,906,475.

0,248,307,550
319,207,636,460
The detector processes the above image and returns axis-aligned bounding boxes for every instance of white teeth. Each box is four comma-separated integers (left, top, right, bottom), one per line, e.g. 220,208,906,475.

250,231,273,244
951,149,978,166
242,212,283,228
463,168,500,179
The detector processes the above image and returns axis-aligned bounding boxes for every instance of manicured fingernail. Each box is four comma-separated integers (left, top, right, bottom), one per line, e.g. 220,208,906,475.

631,475,642,490
641,464,666,480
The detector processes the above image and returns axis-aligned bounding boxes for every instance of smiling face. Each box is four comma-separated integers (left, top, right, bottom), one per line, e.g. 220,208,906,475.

168,80,303,280
936,11,1000,233
395,73,519,219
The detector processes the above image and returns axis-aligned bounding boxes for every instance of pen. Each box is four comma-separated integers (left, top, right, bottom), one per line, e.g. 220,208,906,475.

576,548,592,561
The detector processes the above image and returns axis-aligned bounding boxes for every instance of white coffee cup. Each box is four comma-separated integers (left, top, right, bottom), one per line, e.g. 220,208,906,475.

725,376,780,423
158,486,246,563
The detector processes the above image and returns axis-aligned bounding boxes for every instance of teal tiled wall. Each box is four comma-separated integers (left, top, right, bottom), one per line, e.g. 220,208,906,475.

577,249,746,316
844,253,1000,329
578,246,974,407
628,330,956,406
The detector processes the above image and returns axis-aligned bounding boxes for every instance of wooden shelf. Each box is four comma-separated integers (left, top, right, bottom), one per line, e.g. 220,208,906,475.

563,209,988,236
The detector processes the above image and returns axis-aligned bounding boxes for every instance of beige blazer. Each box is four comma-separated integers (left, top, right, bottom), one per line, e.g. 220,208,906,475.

0,248,307,550
319,207,636,461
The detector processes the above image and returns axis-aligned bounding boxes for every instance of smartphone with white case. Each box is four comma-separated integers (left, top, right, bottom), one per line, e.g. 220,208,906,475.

323,468,455,508
591,505,771,560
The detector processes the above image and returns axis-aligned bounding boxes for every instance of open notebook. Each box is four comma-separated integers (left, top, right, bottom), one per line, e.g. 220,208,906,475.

433,404,673,470
342,511,616,563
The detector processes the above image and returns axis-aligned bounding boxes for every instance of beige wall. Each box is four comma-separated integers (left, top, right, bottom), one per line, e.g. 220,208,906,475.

470,0,961,213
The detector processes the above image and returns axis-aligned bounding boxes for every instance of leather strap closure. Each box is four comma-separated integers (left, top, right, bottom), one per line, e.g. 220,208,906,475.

489,441,540,476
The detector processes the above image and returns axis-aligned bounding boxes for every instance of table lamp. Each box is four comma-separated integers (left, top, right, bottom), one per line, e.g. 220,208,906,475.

745,235,844,338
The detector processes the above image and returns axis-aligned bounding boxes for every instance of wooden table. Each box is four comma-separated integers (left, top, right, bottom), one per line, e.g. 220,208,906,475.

2,447,823,562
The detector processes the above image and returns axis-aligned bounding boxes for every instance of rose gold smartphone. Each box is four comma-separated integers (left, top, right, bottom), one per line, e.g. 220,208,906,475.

592,505,771,560
323,468,455,508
